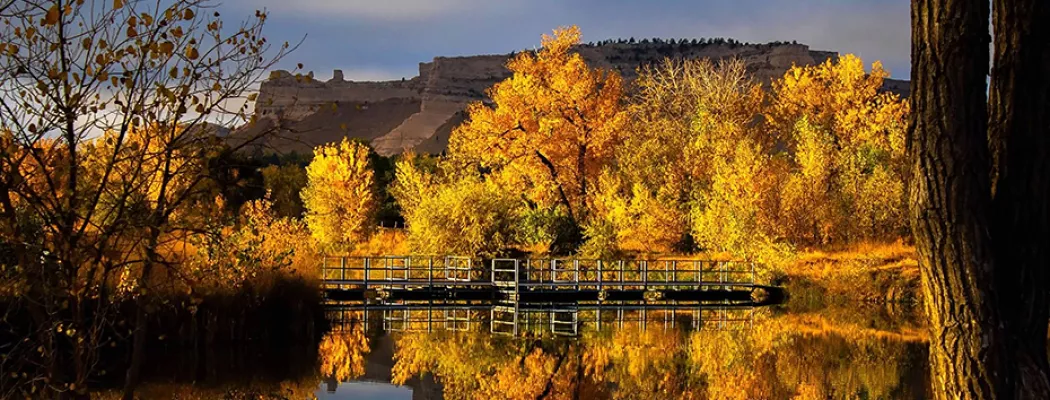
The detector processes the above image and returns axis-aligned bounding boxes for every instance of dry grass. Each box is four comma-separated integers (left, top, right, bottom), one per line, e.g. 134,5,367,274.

779,239,921,303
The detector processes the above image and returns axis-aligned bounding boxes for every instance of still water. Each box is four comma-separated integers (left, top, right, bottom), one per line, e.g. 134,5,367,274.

125,301,930,399
315,301,929,400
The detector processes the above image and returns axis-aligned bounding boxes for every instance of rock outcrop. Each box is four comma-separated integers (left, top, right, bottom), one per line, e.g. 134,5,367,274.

246,41,906,156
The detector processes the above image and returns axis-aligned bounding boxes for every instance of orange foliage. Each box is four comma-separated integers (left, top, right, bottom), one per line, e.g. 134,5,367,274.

448,26,626,224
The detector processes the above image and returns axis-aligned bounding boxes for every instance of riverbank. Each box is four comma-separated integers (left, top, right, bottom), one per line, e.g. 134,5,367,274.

775,241,922,305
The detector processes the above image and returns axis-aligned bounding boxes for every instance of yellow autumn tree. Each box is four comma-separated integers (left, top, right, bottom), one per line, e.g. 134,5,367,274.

620,58,766,198
186,196,312,292
597,58,772,257
771,54,909,244
586,171,687,256
448,26,626,250
691,139,790,264
0,0,296,395
302,138,377,253
391,152,523,257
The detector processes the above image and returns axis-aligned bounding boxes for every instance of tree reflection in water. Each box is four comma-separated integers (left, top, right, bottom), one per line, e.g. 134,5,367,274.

319,323,371,382
320,305,930,399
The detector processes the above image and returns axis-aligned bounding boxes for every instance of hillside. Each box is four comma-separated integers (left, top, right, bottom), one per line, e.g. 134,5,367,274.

235,41,908,156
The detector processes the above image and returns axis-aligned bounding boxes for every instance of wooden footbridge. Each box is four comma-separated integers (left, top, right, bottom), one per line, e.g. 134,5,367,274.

321,255,783,304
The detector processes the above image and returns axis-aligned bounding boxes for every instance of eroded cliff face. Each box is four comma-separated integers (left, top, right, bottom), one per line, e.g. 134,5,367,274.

255,70,422,120
248,42,896,156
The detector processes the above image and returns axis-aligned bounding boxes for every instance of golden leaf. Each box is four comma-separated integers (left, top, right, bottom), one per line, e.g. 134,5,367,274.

44,5,60,25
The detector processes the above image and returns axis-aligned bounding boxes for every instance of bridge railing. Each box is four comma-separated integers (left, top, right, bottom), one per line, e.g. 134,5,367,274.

321,255,483,286
494,258,756,288
323,256,757,288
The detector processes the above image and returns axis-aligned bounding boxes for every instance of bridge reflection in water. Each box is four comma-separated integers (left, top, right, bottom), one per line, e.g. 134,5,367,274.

326,301,758,338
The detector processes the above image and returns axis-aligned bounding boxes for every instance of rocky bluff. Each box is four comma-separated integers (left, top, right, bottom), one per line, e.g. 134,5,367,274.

249,42,899,156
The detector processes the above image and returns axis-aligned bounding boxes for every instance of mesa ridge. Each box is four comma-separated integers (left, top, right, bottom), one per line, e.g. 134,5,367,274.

244,41,906,156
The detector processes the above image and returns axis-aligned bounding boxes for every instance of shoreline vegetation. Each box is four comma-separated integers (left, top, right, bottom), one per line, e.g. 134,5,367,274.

0,4,916,396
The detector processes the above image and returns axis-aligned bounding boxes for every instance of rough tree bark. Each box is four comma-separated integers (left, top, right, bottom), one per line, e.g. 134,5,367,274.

910,0,1050,398
988,0,1050,395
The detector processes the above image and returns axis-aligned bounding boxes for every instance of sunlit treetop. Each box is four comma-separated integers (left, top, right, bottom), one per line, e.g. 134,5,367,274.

770,54,908,155
449,25,626,224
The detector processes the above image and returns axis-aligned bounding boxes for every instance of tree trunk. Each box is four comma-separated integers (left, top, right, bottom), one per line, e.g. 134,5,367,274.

122,264,152,400
911,0,1050,398
909,0,1005,398
122,227,159,400
988,0,1050,395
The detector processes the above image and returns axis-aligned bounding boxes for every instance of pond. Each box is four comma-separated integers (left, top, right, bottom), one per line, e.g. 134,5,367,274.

111,300,931,399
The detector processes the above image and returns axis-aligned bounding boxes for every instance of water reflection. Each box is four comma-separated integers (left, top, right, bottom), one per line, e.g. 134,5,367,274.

320,301,930,399
319,381,412,399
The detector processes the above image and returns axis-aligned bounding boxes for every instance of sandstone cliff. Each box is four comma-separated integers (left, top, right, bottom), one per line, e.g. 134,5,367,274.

244,41,905,156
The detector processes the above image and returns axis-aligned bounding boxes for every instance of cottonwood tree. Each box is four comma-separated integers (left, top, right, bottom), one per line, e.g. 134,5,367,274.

448,25,626,251
301,138,376,253
773,55,909,244
609,58,768,256
0,0,296,397
910,0,1050,397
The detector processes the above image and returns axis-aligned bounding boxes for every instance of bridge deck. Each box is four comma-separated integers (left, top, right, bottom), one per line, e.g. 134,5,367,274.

321,256,775,303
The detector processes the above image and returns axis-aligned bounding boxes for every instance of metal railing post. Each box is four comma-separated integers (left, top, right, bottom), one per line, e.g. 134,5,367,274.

750,261,755,285
550,259,555,285
363,257,368,288
719,261,724,285
597,260,603,289
574,259,580,291
642,260,648,289
619,260,625,290
696,260,702,287
671,260,677,284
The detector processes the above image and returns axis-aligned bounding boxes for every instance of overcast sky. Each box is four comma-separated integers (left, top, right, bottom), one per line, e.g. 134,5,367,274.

218,0,910,82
